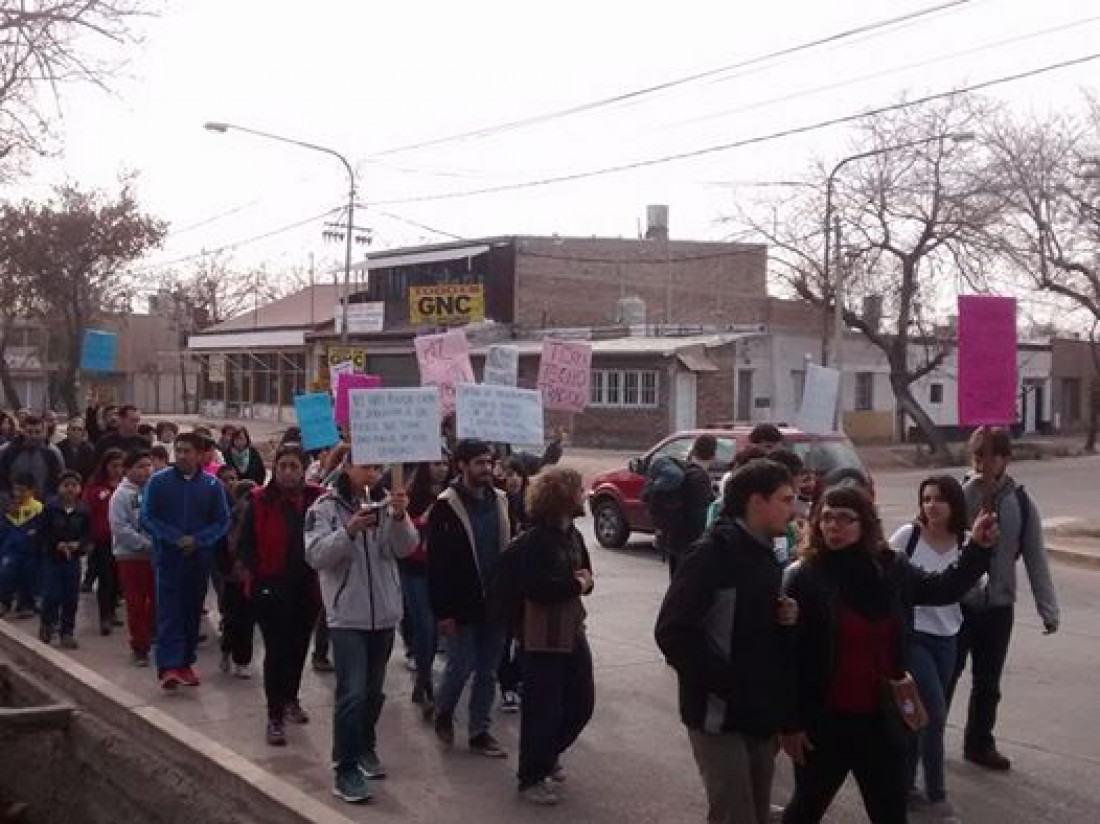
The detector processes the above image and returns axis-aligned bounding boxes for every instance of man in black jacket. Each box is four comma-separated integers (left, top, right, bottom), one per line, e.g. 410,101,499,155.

427,438,512,759
93,405,149,460
665,434,717,578
655,460,798,824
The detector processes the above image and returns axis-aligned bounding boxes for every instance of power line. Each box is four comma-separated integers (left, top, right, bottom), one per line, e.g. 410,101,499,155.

362,0,977,159
367,51,1100,207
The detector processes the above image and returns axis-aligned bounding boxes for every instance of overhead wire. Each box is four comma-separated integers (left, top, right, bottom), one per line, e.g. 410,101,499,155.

366,51,1100,206
361,0,979,159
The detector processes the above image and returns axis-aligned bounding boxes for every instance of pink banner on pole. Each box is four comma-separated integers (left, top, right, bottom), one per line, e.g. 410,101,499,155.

335,373,381,427
414,329,475,415
537,339,593,412
958,295,1017,426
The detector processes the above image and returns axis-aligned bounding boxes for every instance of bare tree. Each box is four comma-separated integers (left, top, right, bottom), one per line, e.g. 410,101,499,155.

0,1,152,173
983,101,1100,451
738,95,1000,459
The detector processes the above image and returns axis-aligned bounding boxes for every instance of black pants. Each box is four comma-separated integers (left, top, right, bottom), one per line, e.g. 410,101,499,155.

782,713,907,824
948,603,1015,755
312,608,331,662
90,541,118,622
517,637,595,789
219,579,255,666
498,631,522,694
253,581,318,720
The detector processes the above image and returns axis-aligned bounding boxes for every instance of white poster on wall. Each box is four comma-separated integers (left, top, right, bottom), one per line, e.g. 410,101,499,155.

455,384,544,445
349,387,442,465
483,345,519,387
334,302,385,334
794,364,841,435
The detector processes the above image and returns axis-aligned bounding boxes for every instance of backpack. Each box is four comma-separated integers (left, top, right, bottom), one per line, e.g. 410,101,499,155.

641,455,688,531
486,532,530,628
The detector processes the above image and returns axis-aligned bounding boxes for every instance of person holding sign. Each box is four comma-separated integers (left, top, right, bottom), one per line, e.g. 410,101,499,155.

304,459,416,804
427,438,512,759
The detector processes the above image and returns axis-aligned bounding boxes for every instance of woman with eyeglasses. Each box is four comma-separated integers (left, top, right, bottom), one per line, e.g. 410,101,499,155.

778,485,998,824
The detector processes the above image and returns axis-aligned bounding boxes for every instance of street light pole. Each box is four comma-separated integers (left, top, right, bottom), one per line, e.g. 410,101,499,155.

204,121,357,344
822,132,975,426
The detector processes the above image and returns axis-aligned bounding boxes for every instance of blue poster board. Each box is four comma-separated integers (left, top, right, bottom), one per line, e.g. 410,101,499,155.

294,392,340,451
80,330,118,372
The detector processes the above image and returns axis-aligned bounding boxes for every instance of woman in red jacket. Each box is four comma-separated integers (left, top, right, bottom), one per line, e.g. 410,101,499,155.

234,445,325,747
83,448,125,636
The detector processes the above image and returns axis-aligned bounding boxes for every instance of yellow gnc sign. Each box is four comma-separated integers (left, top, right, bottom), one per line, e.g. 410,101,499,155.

410,284,485,326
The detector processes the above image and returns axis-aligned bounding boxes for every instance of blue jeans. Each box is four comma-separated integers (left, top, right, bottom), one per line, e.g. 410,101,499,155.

41,558,81,636
907,631,957,803
330,627,395,774
400,572,436,693
0,550,37,611
436,622,506,739
154,546,212,673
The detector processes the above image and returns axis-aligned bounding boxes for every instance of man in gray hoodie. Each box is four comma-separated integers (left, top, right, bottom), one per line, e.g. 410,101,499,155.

950,426,1059,772
109,451,155,667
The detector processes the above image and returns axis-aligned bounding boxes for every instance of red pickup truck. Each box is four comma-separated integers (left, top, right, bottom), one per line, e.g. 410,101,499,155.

586,425,869,549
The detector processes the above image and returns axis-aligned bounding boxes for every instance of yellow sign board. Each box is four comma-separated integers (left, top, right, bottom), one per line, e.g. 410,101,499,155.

410,284,485,326
327,347,367,371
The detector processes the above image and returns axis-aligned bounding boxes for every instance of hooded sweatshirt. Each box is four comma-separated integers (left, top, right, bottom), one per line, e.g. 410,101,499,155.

110,478,152,560
304,489,418,631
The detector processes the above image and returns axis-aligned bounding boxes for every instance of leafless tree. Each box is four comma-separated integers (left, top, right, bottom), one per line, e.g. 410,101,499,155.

737,95,1001,459
982,100,1100,450
0,0,153,174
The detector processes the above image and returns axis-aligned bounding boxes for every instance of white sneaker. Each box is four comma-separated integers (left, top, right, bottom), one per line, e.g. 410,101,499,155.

501,690,520,713
520,780,560,806
233,664,252,679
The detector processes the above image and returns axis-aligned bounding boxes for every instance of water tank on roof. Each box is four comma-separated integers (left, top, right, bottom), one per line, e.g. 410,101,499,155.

616,296,647,326
645,205,669,241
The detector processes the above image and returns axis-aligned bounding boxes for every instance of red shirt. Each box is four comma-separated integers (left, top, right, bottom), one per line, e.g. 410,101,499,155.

827,604,897,714
83,482,118,546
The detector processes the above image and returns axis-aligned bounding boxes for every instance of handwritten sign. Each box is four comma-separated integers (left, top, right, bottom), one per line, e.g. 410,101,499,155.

80,330,118,372
456,384,544,445
414,329,475,415
794,365,841,435
335,373,382,427
958,295,1017,425
483,345,519,387
536,340,592,412
293,393,340,451
349,387,442,466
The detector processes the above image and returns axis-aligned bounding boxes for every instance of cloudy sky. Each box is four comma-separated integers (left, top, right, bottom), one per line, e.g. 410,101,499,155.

17,0,1100,287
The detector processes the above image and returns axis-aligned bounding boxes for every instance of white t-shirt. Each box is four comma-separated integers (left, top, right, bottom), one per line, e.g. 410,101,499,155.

889,523,963,637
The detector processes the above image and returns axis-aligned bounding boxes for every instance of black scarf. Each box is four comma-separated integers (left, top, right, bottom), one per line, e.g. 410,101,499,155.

820,548,893,620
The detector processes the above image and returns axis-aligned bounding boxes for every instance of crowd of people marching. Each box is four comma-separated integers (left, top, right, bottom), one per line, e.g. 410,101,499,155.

0,403,1060,820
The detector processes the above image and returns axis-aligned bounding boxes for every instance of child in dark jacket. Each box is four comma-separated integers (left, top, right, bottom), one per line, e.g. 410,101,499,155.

39,471,93,647
0,473,45,617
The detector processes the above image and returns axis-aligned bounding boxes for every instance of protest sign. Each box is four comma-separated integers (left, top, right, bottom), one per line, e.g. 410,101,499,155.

536,339,592,412
335,373,382,427
958,295,1017,425
293,393,340,451
414,329,475,414
456,384,544,445
80,330,118,372
349,387,442,466
794,365,841,435
483,344,519,387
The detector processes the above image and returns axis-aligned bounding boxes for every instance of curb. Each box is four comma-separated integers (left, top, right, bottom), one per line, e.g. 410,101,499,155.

1047,544,1100,571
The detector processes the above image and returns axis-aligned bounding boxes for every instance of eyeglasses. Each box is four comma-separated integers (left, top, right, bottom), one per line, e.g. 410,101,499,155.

820,511,860,527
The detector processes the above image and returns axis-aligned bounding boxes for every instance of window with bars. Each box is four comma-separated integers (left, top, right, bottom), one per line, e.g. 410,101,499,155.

591,369,660,409
855,372,875,411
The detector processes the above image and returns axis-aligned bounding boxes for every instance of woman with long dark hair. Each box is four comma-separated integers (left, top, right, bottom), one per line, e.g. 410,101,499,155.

889,475,969,819
779,486,997,824
226,426,267,485
235,446,325,747
83,448,125,635
403,456,452,718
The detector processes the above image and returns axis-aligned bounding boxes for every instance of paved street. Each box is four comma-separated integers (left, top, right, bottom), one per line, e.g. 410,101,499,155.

7,454,1099,823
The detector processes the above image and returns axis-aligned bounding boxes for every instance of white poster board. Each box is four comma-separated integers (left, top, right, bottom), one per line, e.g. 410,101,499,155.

794,365,841,435
349,387,442,465
483,345,519,387
335,302,385,334
456,384,544,445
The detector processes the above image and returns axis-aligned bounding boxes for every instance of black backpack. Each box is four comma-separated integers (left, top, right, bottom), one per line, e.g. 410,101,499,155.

641,455,688,531
904,485,1029,558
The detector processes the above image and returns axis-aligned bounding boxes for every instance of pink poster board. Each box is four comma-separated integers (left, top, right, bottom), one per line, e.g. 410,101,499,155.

537,339,593,412
335,373,382,427
958,295,1017,426
414,329,475,414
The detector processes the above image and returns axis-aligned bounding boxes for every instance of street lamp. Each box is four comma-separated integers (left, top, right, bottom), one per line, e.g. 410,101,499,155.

822,132,975,417
203,121,358,344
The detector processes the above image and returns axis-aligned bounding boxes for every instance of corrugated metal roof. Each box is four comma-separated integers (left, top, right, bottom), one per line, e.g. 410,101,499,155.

195,284,343,335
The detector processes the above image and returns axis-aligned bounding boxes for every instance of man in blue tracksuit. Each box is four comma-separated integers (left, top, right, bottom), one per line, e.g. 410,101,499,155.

141,432,230,690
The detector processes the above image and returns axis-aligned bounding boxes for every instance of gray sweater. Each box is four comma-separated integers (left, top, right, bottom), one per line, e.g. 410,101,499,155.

110,478,152,560
962,475,1059,629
